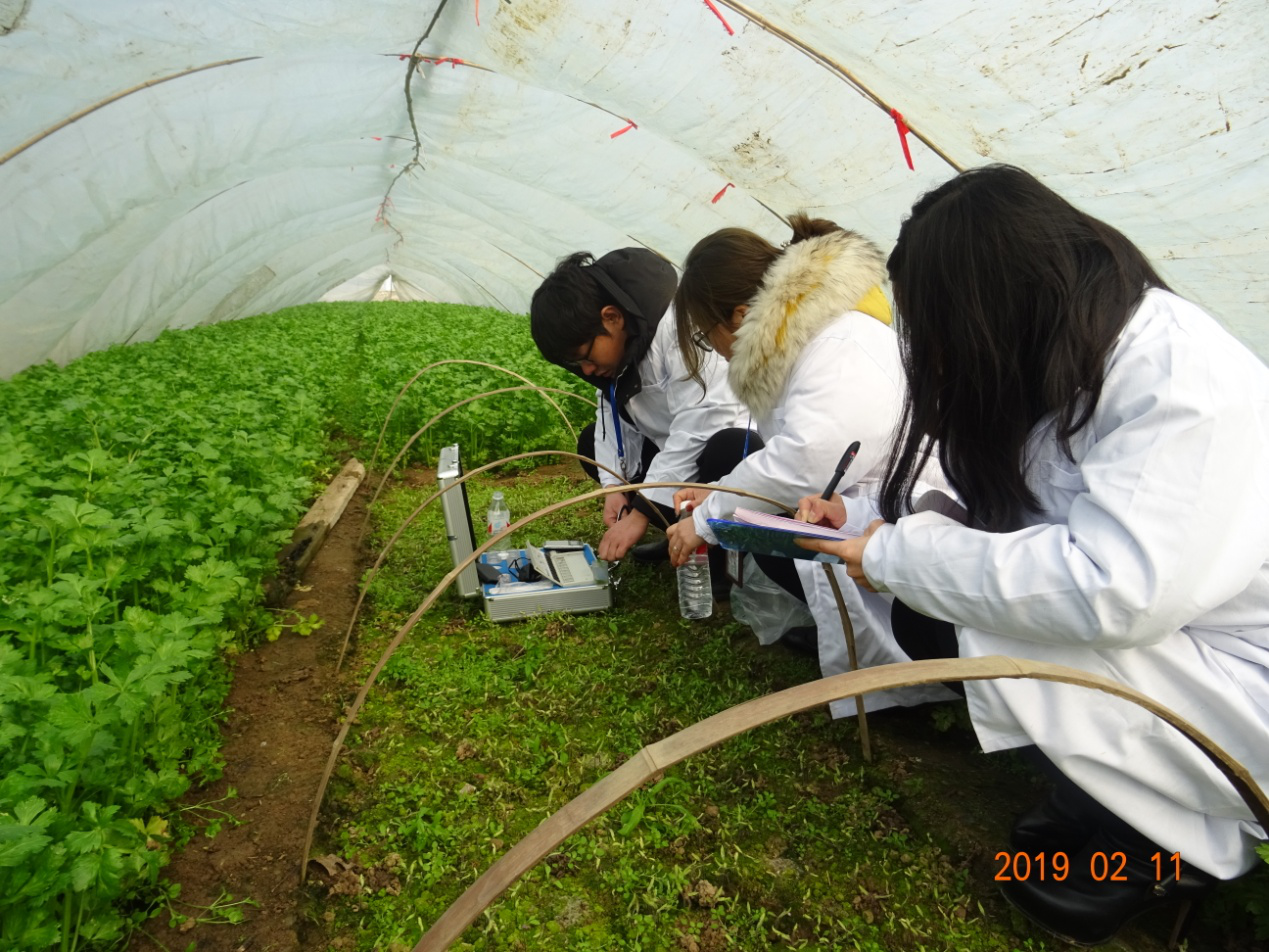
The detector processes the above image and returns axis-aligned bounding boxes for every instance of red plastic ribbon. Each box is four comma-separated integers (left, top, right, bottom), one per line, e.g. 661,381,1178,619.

711,182,734,204
610,121,637,139
475,0,480,27
891,108,914,171
399,55,466,69
703,0,734,35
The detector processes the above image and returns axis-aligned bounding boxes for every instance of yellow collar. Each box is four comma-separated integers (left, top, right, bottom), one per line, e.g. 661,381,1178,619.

854,285,892,326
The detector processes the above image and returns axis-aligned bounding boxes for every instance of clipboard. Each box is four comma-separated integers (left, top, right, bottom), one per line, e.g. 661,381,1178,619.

707,518,848,564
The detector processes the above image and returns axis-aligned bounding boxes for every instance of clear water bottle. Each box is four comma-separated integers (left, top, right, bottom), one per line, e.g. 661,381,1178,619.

486,491,511,538
677,504,713,619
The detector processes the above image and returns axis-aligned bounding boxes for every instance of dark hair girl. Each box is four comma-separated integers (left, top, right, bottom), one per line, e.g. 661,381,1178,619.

673,213,848,390
798,164,1269,945
881,163,1169,531
664,211,954,715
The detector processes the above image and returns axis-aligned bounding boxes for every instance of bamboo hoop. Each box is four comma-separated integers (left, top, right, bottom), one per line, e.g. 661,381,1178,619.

368,359,591,470
0,57,261,167
363,384,594,519
822,563,869,760
334,448,674,672
710,1,963,172
302,480,804,881
412,655,1269,951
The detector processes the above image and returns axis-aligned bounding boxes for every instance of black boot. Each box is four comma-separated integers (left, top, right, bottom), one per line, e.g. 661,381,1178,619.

708,545,731,602
1010,789,1096,856
777,625,818,657
1001,824,1214,947
1011,747,1116,856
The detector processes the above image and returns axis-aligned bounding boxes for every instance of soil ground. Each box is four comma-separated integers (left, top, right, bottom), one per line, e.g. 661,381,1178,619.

126,465,1243,952
125,479,371,952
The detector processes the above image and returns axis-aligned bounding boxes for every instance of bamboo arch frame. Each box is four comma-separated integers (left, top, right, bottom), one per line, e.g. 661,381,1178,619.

0,57,261,167
412,655,1269,951
364,384,596,518
709,1,963,172
335,448,676,672
303,479,817,880
368,359,592,470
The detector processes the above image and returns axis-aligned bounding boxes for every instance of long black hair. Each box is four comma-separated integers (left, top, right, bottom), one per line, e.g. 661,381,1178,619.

881,164,1170,530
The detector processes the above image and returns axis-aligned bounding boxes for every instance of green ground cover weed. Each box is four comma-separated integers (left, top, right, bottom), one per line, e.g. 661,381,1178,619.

324,474,1048,951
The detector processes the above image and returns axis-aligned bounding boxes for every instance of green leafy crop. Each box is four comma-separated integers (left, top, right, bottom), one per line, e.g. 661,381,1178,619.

0,301,592,951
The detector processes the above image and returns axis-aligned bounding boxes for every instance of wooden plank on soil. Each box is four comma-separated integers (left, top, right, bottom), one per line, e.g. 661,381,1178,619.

266,458,366,606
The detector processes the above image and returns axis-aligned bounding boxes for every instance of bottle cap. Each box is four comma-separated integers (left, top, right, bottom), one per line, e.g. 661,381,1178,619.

491,491,504,501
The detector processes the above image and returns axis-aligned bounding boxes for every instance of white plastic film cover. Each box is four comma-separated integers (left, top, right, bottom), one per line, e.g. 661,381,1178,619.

0,0,1265,377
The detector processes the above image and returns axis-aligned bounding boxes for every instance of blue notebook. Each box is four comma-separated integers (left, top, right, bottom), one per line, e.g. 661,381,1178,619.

707,518,847,564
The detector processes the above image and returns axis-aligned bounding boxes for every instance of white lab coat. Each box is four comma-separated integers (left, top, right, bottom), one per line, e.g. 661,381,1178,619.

592,303,747,511
696,313,954,716
864,289,1269,877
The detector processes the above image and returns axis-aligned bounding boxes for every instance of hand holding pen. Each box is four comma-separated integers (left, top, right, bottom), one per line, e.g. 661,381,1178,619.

795,441,859,525
793,440,888,591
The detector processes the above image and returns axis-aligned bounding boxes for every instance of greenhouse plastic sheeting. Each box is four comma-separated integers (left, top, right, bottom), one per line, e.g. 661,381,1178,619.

1,0,1265,378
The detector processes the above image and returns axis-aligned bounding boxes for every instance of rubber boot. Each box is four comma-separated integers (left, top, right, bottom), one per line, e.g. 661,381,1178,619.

1001,824,1213,947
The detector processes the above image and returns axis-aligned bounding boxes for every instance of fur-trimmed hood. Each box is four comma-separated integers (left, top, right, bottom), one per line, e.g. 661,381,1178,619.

729,230,889,419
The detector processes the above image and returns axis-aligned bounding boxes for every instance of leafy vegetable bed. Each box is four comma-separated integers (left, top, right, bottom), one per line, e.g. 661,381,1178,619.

0,303,587,951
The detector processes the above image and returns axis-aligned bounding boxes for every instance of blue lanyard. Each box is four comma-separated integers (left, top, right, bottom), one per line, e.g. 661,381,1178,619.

609,390,749,476
608,381,625,469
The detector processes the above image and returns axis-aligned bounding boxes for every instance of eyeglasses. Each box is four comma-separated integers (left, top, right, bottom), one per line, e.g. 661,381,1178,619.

563,337,596,370
690,329,714,352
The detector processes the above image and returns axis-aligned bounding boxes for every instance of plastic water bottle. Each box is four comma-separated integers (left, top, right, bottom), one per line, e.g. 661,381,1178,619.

677,504,713,619
486,491,511,538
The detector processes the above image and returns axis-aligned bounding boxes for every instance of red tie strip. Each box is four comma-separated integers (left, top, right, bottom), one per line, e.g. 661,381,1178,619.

398,55,468,69
610,120,638,139
891,109,914,170
475,0,480,26
703,0,734,35
711,182,734,204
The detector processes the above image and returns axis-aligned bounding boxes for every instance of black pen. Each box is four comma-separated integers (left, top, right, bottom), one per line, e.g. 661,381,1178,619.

819,441,861,500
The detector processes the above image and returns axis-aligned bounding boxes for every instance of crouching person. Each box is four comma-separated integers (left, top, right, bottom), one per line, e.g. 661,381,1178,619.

664,214,954,715
531,248,751,565
799,165,1269,945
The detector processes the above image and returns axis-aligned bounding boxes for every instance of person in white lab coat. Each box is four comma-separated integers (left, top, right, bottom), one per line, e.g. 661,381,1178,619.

663,213,953,714
530,248,749,562
799,164,1269,945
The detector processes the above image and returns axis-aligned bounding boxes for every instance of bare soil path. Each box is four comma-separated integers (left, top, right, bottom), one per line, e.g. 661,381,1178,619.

127,481,371,952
